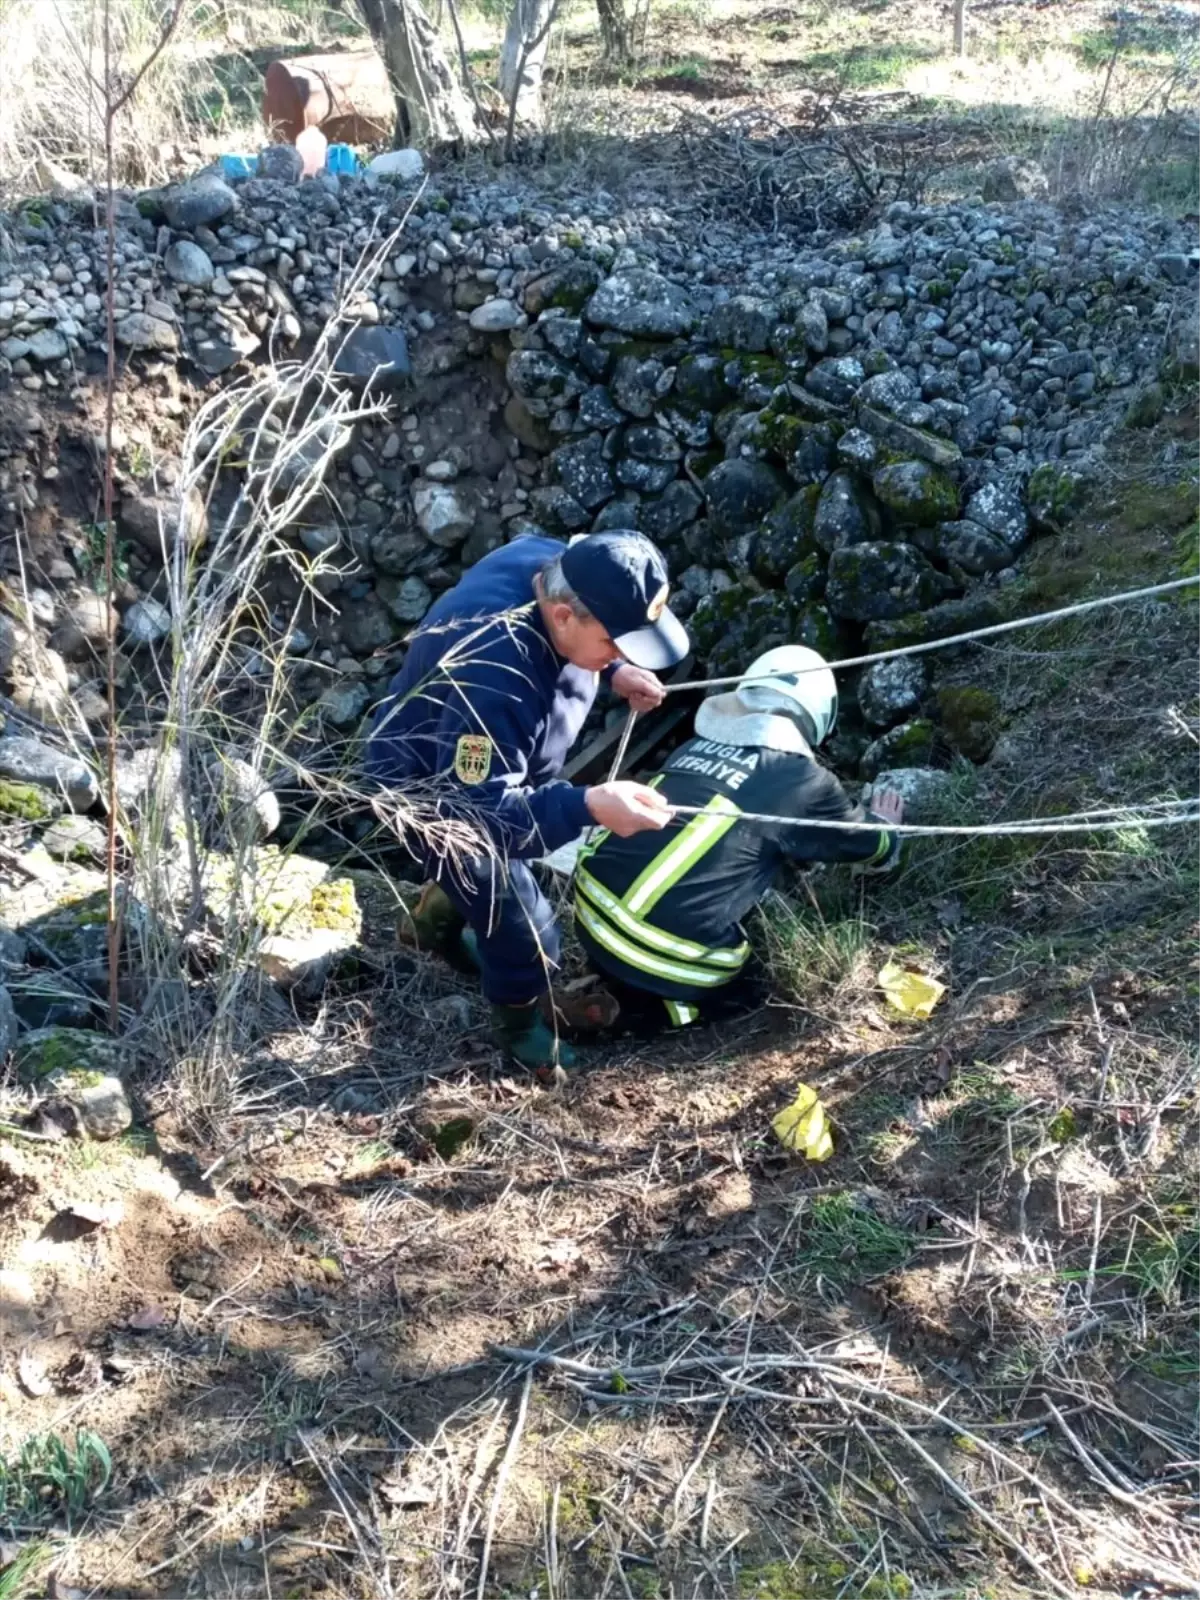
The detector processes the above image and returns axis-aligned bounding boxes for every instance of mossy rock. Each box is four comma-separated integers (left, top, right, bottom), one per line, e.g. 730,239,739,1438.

1123,382,1166,429
1026,463,1082,533
862,593,1004,654
0,780,63,822
203,848,361,939
793,602,838,658
752,486,821,582
14,1025,124,1085
525,260,603,317
783,550,825,604
692,586,802,676
872,460,960,527
754,410,808,461
861,719,938,780
28,888,111,969
937,686,1002,762
685,447,723,481
673,353,729,414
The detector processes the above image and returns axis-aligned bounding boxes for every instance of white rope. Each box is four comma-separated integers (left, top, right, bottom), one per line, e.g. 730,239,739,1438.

659,800,1200,839
607,707,638,782
664,576,1199,694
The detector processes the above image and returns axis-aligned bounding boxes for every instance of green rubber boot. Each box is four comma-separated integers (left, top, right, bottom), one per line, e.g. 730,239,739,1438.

491,1001,576,1078
402,884,483,975
399,882,464,957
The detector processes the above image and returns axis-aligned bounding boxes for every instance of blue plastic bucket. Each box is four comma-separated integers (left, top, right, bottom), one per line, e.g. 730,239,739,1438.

326,143,359,176
219,154,257,181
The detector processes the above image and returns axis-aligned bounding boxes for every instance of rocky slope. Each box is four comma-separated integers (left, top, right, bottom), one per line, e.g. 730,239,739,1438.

0,155,1195,849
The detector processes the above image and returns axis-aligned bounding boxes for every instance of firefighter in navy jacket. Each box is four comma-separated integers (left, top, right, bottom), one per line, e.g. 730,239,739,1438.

573,646,905,1029
365,530,690,1072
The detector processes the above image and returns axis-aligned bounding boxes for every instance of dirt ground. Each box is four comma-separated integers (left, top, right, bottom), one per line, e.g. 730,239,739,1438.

0,400,1197,1598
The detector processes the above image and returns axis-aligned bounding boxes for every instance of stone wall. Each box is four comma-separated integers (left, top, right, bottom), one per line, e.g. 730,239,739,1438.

0,158,1195,777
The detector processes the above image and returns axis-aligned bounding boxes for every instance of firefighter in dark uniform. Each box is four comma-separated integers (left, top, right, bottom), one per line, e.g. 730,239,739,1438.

365,530,690,1072
573,646,905,1029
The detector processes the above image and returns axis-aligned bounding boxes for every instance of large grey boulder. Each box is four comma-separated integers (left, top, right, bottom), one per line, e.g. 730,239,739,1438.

703,459,783,537
584,269,694,339
872,460,959,527
164,241,214,287
826,542,947,622
708,295,776,353
115,313,178,353
858,657,928,730
161,176,237,230
813,470,880,552
334,326,411,390
963,482,1028,555
506,348,586,417
611,354,670,418
0,737,97,812
551,435,615,510
864,767,954,823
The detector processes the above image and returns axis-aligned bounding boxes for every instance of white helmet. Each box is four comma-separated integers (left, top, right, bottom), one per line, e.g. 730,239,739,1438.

736,645,838,747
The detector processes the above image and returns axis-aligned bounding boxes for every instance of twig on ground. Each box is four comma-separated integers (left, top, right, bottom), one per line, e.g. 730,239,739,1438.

476,1371,533,1600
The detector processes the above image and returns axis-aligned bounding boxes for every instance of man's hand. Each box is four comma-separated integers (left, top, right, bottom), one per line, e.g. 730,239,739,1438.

585,781,673,837
611,663,665,712
870,788,905,825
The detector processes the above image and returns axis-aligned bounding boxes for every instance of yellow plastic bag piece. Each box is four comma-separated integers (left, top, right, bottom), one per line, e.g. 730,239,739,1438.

877,959,946,1019
772,1083,834,1162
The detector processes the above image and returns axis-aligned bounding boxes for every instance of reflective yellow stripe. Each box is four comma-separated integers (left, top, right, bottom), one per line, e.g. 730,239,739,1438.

664,1000,699,1026
577,868,749,967
575,899,735,988
577,776,664,866
624,793,741,915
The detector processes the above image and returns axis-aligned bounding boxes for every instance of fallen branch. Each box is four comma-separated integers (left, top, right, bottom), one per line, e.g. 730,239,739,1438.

476,1371,532,1600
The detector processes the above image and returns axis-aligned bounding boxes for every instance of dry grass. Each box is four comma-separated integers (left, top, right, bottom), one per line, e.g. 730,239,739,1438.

0,0,1195,210
0,0,361,191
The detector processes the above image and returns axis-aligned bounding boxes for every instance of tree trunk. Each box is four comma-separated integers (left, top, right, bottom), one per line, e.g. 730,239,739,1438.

499,0,556,127
953,0,969,59
355,0,479,148
596,0,631,62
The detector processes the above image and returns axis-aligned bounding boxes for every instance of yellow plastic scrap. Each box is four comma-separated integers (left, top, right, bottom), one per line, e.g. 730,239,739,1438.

877,959,946,1020
772,1082,834,1162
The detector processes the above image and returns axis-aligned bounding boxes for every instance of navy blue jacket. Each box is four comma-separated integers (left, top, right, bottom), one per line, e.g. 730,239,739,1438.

365,537,596,859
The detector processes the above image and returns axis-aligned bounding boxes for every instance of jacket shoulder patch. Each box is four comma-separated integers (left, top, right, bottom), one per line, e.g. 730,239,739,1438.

454,735,493,785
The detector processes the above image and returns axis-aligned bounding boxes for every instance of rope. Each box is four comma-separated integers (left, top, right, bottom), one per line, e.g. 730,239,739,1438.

607,708,638,782
663,576,1199,695
658,800,1200,839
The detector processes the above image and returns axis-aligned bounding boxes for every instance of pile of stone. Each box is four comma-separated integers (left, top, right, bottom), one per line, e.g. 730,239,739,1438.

0,155,1195,778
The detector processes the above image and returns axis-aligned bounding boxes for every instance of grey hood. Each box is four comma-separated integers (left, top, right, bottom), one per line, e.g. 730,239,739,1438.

693,689,814,757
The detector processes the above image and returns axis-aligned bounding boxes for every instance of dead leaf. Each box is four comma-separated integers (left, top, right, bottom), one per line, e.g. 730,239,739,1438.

66,1200,124,1229
17,1347,51,1397
377,1474,436,1509
536,1238,582,1272
55,1350,103,1393
127,1305,168,1331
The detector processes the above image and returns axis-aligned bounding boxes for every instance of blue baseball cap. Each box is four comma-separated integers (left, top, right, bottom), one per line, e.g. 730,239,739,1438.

561,531,689,671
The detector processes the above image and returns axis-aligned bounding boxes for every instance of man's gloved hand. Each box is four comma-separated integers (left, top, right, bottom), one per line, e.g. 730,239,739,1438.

610,663,666,711
585,780,673,836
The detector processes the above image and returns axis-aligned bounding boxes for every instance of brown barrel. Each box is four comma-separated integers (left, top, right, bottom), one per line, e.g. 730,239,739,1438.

262,51,394,146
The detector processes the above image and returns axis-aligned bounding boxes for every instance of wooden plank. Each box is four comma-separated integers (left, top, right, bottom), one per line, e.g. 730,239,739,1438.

561,655,694,784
